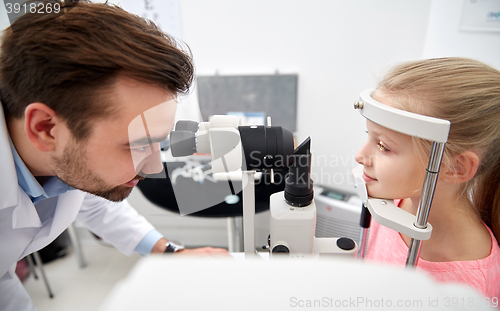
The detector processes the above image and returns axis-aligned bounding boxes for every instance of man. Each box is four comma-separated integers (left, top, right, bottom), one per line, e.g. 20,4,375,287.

0,1,227,310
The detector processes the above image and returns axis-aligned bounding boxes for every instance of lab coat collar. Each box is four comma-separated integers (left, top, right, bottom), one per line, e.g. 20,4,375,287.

12,190,43,228
9,136,47,201
0,104,21,211
0,104,43,228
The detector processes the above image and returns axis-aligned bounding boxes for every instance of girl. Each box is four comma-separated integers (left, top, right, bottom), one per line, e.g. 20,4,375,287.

355,57,500,300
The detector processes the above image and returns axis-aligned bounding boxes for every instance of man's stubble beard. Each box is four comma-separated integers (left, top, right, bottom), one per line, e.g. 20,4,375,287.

51,140,134,202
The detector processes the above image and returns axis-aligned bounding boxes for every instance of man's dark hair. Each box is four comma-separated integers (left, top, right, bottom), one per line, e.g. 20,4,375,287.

0,0,194,141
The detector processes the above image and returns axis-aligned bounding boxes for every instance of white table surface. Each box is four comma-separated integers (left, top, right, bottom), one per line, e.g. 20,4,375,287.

98,254,492,311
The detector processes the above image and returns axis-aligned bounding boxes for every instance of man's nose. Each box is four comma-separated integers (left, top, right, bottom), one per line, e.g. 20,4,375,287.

139,144,163,175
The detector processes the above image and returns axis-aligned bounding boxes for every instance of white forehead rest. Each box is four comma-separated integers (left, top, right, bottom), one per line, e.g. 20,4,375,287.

355,88,450,143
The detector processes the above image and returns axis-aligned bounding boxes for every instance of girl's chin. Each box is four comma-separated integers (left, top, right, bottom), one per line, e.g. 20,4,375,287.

366,187,395,200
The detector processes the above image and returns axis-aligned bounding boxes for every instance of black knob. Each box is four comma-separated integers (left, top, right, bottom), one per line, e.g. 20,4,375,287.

272,245,290,253
359,204,372,228
336,237,356,251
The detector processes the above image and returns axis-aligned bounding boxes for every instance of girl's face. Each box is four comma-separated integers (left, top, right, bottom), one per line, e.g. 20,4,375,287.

354,93,427,200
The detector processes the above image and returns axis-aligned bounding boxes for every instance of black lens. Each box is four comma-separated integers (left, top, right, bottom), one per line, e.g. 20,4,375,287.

238,126,294,171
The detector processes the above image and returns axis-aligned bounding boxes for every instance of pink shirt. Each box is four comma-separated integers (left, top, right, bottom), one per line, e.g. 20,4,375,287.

366,215,500,300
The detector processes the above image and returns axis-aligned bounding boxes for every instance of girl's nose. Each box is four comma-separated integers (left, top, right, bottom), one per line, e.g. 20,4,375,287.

355,142,372,167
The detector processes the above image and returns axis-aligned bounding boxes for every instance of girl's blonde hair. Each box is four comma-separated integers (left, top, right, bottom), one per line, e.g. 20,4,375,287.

377,57,500,245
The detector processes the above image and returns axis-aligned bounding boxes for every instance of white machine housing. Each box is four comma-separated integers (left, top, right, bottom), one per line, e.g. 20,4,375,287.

269,192,316,255
195,115,243,174
314,186,364,244
170,115,358,258
269,191,358,258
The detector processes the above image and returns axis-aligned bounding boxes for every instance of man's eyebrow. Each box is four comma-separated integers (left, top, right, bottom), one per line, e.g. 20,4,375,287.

125,124,175,147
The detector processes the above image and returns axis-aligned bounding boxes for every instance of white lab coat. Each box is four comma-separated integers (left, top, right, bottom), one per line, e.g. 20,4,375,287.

0,105,156,310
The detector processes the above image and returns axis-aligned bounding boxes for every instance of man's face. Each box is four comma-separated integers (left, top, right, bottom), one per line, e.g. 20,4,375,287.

52,76,177,201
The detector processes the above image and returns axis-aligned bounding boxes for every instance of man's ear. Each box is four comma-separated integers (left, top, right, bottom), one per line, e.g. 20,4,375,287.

441,151,480,184
24,103,60,152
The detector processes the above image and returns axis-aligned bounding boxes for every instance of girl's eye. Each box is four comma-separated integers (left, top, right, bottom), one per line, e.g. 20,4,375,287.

377,141,390,152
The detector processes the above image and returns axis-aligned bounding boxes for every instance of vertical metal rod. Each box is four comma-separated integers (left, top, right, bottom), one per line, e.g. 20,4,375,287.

406,142,446,268
68,222,87,268
267,117,275,185
25,255,38,279
358,228,369,259
406,238,423,267
242,171,256,257
32,252,54,298
235,216,244,252
227,217,235,253
227,217,244,252
357,204,372,260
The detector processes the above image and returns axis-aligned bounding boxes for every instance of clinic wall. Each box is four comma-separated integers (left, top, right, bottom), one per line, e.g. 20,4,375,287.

178,0,432,193
3,1,498,193
0,1,432,193
423,0,500,71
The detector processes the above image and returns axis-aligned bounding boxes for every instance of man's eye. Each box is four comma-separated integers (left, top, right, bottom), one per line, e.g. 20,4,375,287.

377,141,390,152
133,146,148,152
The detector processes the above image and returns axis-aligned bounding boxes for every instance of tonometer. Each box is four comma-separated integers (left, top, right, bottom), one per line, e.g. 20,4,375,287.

169,115,358,258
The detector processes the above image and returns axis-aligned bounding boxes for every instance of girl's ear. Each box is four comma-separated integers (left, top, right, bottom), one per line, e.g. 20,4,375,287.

441,151,480,184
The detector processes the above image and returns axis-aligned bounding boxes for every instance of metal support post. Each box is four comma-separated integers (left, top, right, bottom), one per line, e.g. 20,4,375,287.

406,142,446,268
242,171,257,257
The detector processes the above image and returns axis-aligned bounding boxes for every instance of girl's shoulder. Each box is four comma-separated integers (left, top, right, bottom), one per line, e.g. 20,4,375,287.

418,224,500,298
484,225,500,265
